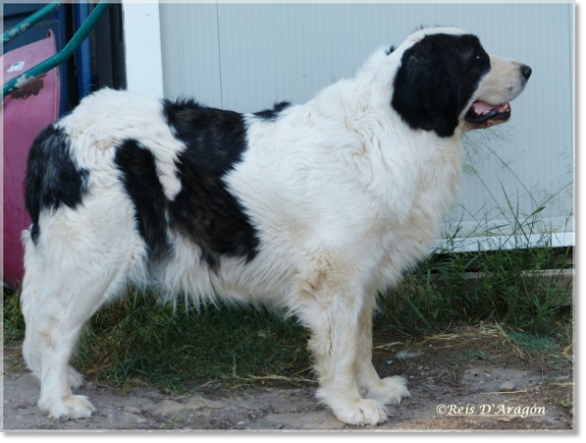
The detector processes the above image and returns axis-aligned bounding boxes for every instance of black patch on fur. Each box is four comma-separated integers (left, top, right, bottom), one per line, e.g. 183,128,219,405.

253,101,291,121
115,140,172,262
391,33,491,137
162,99,260,269
25,125,89,243
385,45,396,56
30,224,40,244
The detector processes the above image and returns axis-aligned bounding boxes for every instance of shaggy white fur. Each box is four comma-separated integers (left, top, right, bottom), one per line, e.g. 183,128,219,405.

20,27,530,425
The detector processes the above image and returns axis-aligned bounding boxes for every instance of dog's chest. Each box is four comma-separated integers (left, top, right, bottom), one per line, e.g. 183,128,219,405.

372,141,463,279
414,142,463,217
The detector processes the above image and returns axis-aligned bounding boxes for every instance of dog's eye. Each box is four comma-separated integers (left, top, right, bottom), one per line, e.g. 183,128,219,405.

474,50,488,62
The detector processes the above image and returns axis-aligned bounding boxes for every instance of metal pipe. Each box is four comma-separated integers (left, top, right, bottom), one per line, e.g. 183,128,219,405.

2,0,62,45
3,1,112,99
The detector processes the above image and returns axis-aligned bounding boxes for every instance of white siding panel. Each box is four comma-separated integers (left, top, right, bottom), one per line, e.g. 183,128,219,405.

158,2,574,247
160,3,222,105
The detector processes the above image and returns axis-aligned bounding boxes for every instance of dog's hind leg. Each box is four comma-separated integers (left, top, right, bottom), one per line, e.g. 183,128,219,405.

293,260,389,426
20,214,135,420
21,243,86,391
21,240,46,384
355,295,410,405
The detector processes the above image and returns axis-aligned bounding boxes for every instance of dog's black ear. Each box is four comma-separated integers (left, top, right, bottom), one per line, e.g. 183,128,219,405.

391,39,459,137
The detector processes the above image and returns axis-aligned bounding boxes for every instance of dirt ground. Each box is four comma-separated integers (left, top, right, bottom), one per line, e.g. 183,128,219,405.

2,325,573,432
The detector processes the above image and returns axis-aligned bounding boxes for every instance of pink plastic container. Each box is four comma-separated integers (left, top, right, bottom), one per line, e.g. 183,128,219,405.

2,31,60,289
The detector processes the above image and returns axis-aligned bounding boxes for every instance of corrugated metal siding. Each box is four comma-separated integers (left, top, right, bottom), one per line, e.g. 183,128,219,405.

159,3,574,246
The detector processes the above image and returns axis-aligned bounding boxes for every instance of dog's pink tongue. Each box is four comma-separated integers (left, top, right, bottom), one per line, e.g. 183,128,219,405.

472,101,511,115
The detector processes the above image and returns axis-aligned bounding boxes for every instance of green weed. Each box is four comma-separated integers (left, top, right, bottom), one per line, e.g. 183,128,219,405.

376,246,572,337
73,292,309,393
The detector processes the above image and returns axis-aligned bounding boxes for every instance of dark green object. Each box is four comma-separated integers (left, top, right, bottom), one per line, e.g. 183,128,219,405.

2,0,62,45
2,1,112,98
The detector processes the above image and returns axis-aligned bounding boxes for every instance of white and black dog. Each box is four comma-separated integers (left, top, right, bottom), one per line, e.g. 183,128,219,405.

20,27,531,425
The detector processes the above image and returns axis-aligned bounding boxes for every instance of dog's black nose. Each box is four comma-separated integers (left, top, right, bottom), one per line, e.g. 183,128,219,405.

521,64,532,80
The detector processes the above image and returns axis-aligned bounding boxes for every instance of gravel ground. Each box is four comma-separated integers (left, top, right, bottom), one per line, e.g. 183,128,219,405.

2,333,574,432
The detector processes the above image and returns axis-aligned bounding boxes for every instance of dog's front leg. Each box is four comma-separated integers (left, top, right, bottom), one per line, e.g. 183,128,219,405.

355,294,410,405
295,271,388,426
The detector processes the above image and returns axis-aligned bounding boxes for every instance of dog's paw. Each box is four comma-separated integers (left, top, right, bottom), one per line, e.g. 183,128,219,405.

330,398,388,426
365,376,411,405
40,395,96,420
68,366,85,389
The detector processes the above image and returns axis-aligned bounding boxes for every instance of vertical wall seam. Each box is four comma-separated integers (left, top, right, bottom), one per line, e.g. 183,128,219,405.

216,3,224,108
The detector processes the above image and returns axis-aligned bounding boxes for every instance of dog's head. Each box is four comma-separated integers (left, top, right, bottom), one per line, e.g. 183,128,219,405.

388,27,531,137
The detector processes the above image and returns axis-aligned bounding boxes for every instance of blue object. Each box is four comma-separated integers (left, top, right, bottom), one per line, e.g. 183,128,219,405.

74,3,92,100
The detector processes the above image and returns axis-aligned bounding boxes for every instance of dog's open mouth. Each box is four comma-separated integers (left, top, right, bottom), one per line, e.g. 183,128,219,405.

464,101,511,129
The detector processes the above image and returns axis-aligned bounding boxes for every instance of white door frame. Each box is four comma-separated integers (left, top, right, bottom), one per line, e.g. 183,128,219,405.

122,0,164,97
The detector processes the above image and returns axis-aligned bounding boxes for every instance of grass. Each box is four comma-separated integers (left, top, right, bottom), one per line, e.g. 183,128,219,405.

3,289,310,394
506,331,559,356
376,245,572,338
3,288,25,344
74,294,310,394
